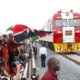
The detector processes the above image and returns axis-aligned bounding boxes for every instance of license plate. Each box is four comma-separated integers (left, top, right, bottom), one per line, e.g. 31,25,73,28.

65,30,72,35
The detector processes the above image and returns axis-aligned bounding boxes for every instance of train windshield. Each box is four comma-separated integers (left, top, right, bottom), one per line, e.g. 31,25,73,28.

55,19,67,27
69,19,80,26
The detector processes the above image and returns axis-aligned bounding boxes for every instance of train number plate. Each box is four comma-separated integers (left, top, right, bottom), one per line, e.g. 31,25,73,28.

65,30,72,36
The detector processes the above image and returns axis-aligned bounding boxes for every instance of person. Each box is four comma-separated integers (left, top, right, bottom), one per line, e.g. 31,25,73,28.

0,39,3,58
2,37,9,63
33,43,37,59
31,69,38,80
41,57,60,80
39,44,47,67
6,33,24,79
0,62,21,80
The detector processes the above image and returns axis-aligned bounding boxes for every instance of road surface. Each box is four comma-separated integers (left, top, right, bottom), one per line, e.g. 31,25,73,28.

36,44,80,80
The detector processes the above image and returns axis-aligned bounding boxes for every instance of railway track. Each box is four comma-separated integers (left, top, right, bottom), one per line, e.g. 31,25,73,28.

61,52,80,66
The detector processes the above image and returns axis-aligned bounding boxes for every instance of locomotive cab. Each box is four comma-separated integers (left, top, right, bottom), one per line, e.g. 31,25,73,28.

53,10,80,53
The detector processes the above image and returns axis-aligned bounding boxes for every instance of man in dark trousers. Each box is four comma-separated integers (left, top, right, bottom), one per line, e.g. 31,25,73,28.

39,44,47,67
41,57,60,80
33,43,37,60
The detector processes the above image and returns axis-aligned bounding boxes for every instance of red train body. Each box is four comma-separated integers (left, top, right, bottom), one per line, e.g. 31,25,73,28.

53,10,80,53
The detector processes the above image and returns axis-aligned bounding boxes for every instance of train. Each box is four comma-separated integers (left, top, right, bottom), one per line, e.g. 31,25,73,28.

37,10,80,53
53,10,80,53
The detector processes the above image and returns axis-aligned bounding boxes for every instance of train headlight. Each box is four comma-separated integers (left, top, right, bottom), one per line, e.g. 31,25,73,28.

58,31,62,33
65,12,69,16
76,30,80,33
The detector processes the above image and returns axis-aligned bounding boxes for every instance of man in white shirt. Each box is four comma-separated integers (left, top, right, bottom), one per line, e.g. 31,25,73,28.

39,44,47,67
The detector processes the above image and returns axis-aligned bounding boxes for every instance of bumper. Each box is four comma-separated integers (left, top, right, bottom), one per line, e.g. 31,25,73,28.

53,43,80,53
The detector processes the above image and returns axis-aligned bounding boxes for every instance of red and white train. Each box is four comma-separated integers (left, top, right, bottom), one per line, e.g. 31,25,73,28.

53,10,80,53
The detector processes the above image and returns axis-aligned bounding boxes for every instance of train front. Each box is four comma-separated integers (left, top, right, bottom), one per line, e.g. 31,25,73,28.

53,10,80,53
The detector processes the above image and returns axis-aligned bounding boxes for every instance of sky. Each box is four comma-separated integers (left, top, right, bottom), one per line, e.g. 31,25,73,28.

0,0,80,34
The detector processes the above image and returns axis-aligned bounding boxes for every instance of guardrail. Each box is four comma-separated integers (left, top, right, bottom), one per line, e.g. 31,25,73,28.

31,48,39,80
21,63,29,80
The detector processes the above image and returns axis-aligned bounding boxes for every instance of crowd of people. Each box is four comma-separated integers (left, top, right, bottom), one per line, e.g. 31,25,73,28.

0,33,34,80
0,33,60,80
